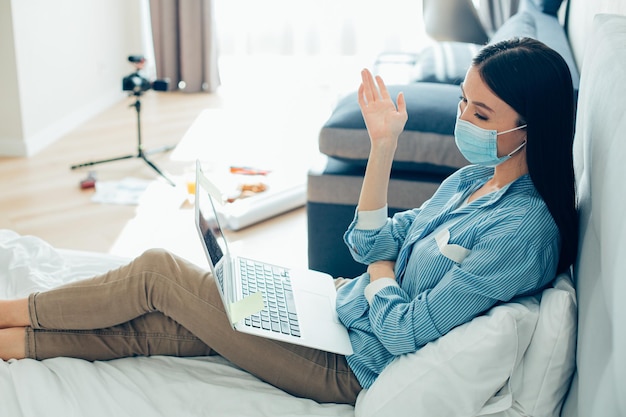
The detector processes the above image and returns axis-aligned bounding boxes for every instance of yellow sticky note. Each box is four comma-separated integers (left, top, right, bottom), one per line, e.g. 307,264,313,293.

229,291,265,324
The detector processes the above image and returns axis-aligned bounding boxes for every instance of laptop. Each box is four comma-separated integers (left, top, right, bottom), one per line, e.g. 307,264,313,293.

194,160,353,355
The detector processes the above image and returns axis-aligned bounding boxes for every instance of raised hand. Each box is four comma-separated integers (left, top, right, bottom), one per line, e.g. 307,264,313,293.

357,69,408,149
355,69,408,211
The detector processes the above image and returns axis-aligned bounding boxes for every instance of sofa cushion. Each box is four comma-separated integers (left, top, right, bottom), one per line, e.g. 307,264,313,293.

489,11,538,44
354,297,540,417
412,42,481,85
319,83,467,174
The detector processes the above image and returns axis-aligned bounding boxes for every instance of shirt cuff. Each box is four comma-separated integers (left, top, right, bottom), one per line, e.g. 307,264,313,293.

364,278,400,304
355,205,388,230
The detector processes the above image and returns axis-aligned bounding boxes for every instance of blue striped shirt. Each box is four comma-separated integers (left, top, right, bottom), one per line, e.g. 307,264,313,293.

336,165,560,388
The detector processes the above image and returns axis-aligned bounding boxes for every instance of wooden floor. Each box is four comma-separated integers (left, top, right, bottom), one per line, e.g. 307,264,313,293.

0,56,365,269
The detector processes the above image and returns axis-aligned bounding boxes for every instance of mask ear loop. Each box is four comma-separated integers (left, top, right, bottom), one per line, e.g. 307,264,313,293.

506,139,527,157
497,124,528,136
498,123,527,158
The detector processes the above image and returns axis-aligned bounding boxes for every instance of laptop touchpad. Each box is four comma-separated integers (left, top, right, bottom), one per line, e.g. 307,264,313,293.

299,291,341,324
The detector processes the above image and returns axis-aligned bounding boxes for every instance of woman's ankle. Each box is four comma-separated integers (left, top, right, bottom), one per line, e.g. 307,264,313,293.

0,299,30,328
0,327,26,360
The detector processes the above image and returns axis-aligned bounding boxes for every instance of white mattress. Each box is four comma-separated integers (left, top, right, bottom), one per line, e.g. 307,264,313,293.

0,230,354,417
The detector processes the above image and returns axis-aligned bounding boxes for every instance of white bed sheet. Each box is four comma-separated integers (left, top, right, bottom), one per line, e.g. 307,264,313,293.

0,230,354,417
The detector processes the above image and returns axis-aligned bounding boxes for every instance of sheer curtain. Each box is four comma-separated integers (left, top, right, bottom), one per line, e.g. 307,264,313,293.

215,0,430,60
141,1,517,94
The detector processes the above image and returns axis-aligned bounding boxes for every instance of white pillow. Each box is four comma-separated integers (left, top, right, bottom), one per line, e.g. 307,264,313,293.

354,297,540,417
504,272,577,417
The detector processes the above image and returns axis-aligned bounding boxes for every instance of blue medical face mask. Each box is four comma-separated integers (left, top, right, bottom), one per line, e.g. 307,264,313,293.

454,105,527,167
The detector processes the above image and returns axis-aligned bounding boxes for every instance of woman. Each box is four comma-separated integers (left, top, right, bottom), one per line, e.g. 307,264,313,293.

0,38,577,405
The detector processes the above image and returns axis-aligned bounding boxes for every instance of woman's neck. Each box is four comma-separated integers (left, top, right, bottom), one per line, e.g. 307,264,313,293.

468,154,528,203
493,151,529,186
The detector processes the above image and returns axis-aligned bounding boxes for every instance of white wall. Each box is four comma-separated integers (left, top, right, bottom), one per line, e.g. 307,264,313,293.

0,0,23,148
0,0,146,156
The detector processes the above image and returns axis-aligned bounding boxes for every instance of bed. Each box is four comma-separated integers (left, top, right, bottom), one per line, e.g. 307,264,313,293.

0,229,354,417
0,227,579,417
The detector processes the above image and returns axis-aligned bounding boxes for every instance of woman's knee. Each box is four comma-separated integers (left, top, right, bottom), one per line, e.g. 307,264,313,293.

132,248,211,291
139,248,172,263
133,248,182,275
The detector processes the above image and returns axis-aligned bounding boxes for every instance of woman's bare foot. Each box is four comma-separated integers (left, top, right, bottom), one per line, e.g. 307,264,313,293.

0,299,30,328
0,327,26,360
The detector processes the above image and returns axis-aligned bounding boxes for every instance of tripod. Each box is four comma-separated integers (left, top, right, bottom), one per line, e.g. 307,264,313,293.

71,91,176,186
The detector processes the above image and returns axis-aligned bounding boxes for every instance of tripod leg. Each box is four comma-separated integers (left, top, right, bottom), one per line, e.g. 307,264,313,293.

69,93,177,186
143,144,177,156
70,154,136,170
140,154,176,186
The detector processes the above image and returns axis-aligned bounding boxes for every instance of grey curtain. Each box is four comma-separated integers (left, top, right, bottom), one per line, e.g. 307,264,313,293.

477,0,520,35
149,0,220,93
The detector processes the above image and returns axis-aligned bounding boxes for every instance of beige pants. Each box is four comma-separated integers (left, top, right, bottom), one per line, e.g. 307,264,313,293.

25,248,361,404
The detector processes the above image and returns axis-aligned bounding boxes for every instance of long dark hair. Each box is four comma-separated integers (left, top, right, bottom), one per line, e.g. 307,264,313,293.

473,37,578,274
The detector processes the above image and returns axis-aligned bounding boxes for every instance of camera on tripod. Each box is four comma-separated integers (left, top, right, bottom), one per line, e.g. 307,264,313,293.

69,54,176,186
122,55,169,94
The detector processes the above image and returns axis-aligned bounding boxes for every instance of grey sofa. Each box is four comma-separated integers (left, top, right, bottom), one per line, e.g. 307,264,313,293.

307,0,579,279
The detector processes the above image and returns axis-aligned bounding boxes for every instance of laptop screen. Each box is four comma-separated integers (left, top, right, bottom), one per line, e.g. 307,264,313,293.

194,163,230,294
198,205,225,267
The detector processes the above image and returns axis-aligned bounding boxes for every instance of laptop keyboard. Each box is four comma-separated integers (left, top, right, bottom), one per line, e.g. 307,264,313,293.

239,258,301,338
